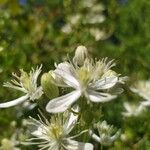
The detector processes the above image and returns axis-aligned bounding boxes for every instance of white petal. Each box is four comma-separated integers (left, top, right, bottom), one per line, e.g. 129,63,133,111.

141,100,150,106
130,87,150,101
22,101,37,110
64,139,93,150
64,106,79,134
54,63,79,88
109,130,120,142
55,62,73,74
86,90,117,102
31,126,44,137
135,105,144,114
89,130,101,143
91,76,118,90
123,102,132,112
0,94,29,108
30,86,43,100
46,90,81,113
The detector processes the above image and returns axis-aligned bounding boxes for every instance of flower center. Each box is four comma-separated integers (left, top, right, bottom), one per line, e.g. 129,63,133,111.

47,123,64,140
77,67,91,87
20,70,35,93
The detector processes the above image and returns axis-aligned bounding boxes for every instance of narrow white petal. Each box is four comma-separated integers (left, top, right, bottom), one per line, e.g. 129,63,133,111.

109,130,121,142
65,139,93,150
130,87,150,101
141,100,150,106
54,63,79,88
0,94,29,108
30,86,43,100
31,126,44,137
123,102,132,112
55,62,73,74
86,90,117,102
91,76,118,90
46,90,81,113
64,106,79,134
89,130,101,143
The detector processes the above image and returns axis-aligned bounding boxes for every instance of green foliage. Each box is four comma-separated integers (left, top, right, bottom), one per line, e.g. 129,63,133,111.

0,0,150,149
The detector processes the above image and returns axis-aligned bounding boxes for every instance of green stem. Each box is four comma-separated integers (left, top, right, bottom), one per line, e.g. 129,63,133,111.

101,144,103,150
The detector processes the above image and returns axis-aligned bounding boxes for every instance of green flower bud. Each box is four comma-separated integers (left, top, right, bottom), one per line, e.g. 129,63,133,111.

41,72,59,99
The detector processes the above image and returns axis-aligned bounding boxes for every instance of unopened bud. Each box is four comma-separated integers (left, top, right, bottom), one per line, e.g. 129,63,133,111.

41,72,59,99
73,45,88,66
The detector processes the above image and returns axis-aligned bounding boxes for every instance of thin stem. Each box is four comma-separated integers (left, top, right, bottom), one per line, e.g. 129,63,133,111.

101,144,103,150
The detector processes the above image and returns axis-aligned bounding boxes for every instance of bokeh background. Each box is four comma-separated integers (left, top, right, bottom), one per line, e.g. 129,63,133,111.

0,0,150,149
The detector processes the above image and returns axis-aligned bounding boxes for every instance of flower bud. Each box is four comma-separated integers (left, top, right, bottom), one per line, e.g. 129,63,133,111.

73,45,88,66
41,72,59,99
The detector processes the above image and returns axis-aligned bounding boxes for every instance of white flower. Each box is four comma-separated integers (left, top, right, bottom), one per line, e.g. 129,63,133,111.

130,80,150,106
89,121,120,146
25,108,93,150
69,14,81,26
46,47,126,113
61,23,72,34
82,0,96,8
122,102,145,117
0,134,20,150
0,65,43,108
90,28,111,41
84,14,105,24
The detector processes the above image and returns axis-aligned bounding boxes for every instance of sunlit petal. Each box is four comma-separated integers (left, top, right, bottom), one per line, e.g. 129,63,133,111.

91,76,118,90
86,90,117,102
46,90,81,113
64,139,93,150
54,63,79,88
0,94,29,108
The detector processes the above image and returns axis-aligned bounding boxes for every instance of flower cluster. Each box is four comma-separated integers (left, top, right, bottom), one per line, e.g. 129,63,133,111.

46,46,126,113
61,0,112,41
0,45,127,149
89,121,120,146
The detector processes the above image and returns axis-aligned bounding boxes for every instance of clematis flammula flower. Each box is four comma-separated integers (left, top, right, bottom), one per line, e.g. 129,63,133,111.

46,46,126,113
0,133,20,150
122,102,145,117
130,80,150,106
25,108,93,150
89,121,120,146
0,65,43,108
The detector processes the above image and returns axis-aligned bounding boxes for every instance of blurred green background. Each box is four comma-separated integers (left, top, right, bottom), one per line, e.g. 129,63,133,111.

0,0,150,149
